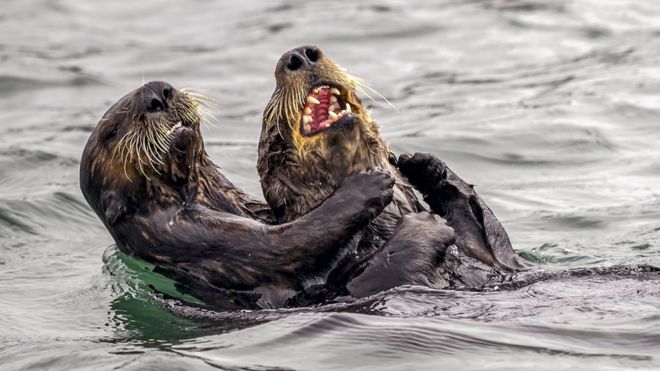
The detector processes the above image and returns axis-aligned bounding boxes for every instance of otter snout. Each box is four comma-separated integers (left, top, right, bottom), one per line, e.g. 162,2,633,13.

141,81,174,113
280,45,322,73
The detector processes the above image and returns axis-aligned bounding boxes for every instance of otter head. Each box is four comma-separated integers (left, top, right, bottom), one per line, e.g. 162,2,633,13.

258,46,397,221
80,81,207,227
261,46,391,178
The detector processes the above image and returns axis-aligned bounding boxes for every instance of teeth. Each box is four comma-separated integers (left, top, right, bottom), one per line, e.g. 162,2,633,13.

303,115,312,125
312,88,319,94
331,88,341,96
304,124,311,133
324,122,331,128
330,95,337,104
168,122,182,134
329,111,338,120
304,107,312,115
329,103,339,112
307,96,320,105
345,103,351,113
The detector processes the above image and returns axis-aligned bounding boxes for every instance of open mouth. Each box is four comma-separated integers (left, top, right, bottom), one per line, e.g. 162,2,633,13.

301,84,353,136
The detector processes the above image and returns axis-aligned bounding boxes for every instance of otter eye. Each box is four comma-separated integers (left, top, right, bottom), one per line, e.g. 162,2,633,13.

104,127,118,142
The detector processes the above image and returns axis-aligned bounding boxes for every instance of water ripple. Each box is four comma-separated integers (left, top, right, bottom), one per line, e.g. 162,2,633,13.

2,0,660,369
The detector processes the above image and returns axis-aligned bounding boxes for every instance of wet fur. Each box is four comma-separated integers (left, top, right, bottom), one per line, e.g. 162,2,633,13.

258,47,528,295
80,82,397,309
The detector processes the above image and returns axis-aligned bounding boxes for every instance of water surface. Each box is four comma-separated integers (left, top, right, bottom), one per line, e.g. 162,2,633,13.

1,0,660,369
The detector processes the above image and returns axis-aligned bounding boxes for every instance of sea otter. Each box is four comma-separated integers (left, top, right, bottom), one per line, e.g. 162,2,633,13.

257,46,531,297
79,81,398,310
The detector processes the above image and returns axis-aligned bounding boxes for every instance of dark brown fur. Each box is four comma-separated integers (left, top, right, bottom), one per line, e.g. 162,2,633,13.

258,47,530,296
80,81,397,309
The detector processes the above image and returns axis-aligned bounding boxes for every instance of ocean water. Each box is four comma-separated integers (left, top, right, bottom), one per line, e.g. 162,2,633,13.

1,0,660,370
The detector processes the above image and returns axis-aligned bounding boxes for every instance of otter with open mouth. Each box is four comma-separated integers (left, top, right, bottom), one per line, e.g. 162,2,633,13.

258,46,531,297
80,81,397,309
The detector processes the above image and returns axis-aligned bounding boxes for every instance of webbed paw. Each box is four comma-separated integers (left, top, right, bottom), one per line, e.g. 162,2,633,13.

397,152,448,195
340,168,395,219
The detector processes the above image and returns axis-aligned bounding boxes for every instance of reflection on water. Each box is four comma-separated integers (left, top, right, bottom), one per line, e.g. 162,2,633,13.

1,0,660,369
103,247,212,343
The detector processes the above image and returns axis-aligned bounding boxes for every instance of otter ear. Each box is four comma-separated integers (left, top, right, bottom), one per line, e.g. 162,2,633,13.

102,191,128,226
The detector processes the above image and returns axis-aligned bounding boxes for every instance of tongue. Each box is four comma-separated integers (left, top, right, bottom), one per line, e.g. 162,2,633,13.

312,89,331,130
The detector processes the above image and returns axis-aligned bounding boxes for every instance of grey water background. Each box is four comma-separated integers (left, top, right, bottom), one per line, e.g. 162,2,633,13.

1,0,660,369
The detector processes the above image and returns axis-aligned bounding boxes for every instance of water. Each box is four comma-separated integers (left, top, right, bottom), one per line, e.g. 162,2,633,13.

1,0,660,369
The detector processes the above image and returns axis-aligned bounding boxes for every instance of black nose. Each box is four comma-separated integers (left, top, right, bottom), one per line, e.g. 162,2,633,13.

282,46,322,72
143,81,174,112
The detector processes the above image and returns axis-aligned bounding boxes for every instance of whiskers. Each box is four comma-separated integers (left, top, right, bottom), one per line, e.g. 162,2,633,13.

264,86,302,137
113,115,174,180
112,90,210,181
344,70,397,112
180,88,219,127
263,63,396,144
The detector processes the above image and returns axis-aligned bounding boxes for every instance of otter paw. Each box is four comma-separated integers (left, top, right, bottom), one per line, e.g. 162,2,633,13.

398,152,447,194
347,211,454,298
341,168,395,218
168,126,199,182
169,125,197,154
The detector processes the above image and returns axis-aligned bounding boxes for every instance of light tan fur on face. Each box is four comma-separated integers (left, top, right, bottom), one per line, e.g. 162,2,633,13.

258,53,414,223
107,91,206,181
262,56,386,161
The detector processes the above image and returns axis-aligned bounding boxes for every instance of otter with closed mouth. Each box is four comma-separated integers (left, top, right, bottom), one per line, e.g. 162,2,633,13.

80,81,397,309
258,46,531,297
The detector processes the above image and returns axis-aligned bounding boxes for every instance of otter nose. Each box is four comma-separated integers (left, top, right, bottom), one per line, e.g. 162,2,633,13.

143,81,173,112
283,46,322,72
